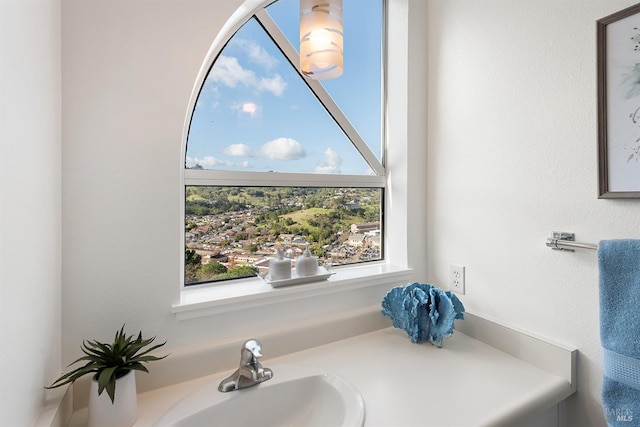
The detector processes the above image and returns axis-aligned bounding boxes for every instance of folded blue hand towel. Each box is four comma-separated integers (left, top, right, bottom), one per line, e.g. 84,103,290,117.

381,283,464,347
598,240,640,426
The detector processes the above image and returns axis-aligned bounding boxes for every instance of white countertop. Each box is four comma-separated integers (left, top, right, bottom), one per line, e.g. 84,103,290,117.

95,326,573,427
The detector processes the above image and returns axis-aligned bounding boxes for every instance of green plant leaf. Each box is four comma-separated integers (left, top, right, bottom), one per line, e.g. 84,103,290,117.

45,365,100,389
127,364,150,374
97,366,118,403
130,341,168,359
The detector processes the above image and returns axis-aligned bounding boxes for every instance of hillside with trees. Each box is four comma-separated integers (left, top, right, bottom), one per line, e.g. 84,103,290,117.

185,186,382,285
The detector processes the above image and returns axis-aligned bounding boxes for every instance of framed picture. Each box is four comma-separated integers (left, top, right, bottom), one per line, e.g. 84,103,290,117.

598,3,640,198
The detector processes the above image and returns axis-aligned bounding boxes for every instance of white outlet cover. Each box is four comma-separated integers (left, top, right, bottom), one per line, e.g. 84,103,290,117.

450,264,465,295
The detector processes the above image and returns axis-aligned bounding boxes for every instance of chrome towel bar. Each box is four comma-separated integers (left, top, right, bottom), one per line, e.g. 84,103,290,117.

546,232,598,252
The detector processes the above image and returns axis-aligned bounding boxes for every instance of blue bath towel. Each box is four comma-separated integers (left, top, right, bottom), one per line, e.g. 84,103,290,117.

598,240,640,426
381,283,464,347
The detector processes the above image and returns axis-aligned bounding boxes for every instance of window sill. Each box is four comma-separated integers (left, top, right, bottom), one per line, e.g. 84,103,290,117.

172,263,413,320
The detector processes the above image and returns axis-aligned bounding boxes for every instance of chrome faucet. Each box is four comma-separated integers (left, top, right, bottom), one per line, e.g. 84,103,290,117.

218,339,273,392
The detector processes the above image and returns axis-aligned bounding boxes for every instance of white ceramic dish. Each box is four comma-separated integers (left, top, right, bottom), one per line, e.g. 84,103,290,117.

261,266,335,288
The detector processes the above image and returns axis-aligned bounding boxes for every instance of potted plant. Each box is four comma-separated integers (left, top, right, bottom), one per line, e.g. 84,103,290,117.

46,325,167,427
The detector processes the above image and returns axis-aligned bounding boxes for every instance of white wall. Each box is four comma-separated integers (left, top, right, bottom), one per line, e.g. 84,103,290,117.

61,0,225,352
426,1,640,425
0,0,62,425
61,0,421,362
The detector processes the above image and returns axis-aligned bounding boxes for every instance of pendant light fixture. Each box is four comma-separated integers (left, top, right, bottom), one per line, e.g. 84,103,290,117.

299,0,344,80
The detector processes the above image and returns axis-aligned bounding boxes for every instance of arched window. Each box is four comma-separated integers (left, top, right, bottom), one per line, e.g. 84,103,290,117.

183,0,385,286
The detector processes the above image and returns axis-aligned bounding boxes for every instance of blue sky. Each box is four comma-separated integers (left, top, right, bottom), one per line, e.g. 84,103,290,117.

185,0,382,175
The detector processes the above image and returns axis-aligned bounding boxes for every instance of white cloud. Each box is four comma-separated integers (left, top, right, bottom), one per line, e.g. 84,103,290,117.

185,155,250,168
210,56,251,87
315,147,342,174
230,101,261,120
242,102,257,115
209,55,287,97
232,38,279,71
261,138,306,161
256,74,286,96
223,143,253,157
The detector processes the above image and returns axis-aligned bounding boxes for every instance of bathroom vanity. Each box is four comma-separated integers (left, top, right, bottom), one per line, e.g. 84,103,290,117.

66,308,576,427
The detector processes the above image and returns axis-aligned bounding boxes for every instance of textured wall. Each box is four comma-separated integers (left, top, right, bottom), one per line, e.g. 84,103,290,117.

426,1,640,425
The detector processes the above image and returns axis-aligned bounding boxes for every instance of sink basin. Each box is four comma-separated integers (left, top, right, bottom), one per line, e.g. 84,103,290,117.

154,364,365,427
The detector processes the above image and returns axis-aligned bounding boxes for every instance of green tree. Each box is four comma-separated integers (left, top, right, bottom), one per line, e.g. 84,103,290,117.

185,249,201,266
224,265,259,279
184,249,202,284
201,261,227,275
310,244,325,257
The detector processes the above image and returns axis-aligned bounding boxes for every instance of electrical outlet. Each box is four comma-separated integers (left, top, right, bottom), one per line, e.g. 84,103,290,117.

450,264,465,294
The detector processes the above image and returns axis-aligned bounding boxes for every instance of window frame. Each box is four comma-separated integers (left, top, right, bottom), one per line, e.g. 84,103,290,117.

180,0,394,294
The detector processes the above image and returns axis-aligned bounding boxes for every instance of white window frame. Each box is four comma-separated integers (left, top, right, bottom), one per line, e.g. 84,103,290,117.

175,0,412,319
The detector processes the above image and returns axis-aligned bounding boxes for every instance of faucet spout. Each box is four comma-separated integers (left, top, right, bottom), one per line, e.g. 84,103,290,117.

218,339,273,392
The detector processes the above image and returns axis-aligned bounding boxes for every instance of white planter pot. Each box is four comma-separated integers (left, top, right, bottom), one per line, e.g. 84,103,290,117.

88,371,138,427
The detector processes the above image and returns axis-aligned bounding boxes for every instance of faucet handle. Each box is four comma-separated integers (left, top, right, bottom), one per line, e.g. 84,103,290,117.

240,339,273,382
240,339,264,365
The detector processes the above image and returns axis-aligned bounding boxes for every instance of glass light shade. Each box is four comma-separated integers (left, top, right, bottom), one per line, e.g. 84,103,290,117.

300,0,343,80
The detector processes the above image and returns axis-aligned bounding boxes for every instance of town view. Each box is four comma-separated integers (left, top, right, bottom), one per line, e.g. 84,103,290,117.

185,186,383,285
